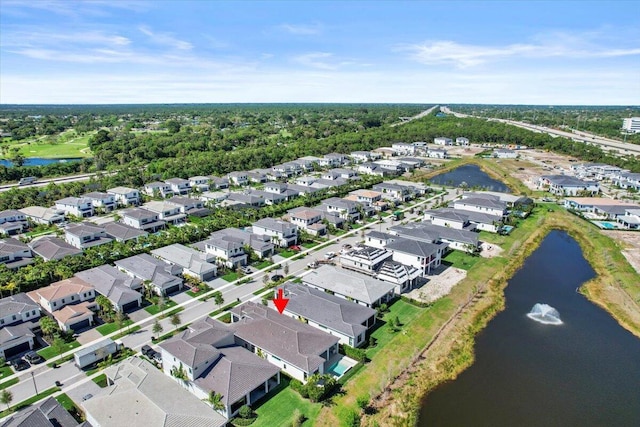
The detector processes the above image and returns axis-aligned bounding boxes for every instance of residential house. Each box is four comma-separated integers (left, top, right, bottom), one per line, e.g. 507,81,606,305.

28,236,82,261
55,197,94,218
425,207,502,233
453,196,508,217
263,182,300,200
390,222,480,252
247,169,268,184
292,158,316,171
189,176,211,192
83,192,116,212
295,175,318,186
115,254,183,296
321,197,361,221
372,183,413,202
64,222,113,249
385,237,447,276
398,157,425,168
252,218,298,247
250,188,289,205
226,192,265,208
434,137,453,146
107,186,141,206
350,151,372,163
231,302,341,383
120,207,166,232
0,293,41,328
456,137,470,146
75,265,143,312
302,265,396,308
374,159,404,174
358,163,388,177
287,207,326,236
0,323,36,360
158,318,280,419
374,261,422,294
373,147,396,158
200,191,229,205
228,171,248,186
198,228,273,262
165,178,190,195
210,176,230,190
143,201,187,225
19,206,65,225
320,153,347,168
82,357,227,427
102,222,148,243
347,189,383,206
391,142,416,155
618,208,640,230
144,181,173,198
152,244,218,281
167,196,208,216
198,232,248,268
0,209,28,236
0,396,82,427
493,149,518,159
426,148,448,159
339,246,392,276
0,238,35,269
538,175,600,196
276,283,376,348
27,277,96,331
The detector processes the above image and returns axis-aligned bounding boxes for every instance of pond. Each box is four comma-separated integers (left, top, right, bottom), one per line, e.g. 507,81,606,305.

0,157,83,167
418,230,640,426
430,164,511,192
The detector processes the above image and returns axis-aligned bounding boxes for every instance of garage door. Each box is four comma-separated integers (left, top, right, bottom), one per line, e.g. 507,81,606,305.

201,271,216,281
4,341,31,358
122,301,139,312
69,319,91,332
164,285,180,295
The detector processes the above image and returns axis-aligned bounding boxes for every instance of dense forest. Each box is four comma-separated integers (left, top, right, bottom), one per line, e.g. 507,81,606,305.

450,104,640,144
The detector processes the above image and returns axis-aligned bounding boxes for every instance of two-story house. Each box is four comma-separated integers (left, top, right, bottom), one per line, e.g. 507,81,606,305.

19,206,66,225
167,196,208,216
27,277,96,331
0,293,40,359
228,172,248,186
75,265,143,312
286,207,326,236
55,197,94,218
144,181,174,198
453,196,508,217
107,186,141,206
83,192,116,212
28,235,83,261
115,253,183,296
143,201,186,225
350,151,372,163
165,178,190,195
210,176,230,189
0,293,41,327
252,218,298,247
0,238,35,269
0,209,28,236
188,176,211,192
151,244,218,281
385,237,447,276
64,223,113,249
197,232,248,268
434,137,453,146
320,197,361,221
120,207,166,232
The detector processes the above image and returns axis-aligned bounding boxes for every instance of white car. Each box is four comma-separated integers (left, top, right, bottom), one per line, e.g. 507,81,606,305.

324,251,336,259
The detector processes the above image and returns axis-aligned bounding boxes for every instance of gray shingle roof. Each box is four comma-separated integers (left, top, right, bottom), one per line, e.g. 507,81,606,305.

28,236,82,261
385,237,444,258
0,293,39,319
75,265,142,307
1,396,79,427
102,222,148,241
280,283,375,338
232,302,340,373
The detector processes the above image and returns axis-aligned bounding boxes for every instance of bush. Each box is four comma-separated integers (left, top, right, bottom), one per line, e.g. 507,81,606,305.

342,409,361,427
238,404,253,419
356,394,369,410
290,379,308,398
340,344,366,363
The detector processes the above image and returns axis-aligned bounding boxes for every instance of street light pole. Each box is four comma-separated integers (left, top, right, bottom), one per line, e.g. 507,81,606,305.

31,371,38,396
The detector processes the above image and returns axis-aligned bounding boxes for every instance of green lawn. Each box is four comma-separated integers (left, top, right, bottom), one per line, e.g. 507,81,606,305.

277,249,297,258
443,250,482,271
0,365,13,380
37,340,81,360
92,374,108,388
144,299,177,315
366,299,424,359
301,242,320,249
222,271,239,282
112,325,141,340
253,260,274,270
0,378,19,390
186,285,211,297
96,319,134,336
55,393,76,411
252,377,321,427
2,131,94,159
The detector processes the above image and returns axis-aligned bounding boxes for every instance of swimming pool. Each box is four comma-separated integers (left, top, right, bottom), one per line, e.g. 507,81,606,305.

593,221,617,229
327,358,355,378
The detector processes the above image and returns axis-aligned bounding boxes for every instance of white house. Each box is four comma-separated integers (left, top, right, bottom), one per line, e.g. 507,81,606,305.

144,181,174,198
19,206,66,225
0,209,28,236
165,178,190,195
0,293,41,328
0,238,35,269
152,244,218,281
456,137,470,146
434,137,453,146
427,148,448,159
228,172,248,186
83,192,116,212
189,176,211,192
385,237,447,276
120,207,166,232
64,223,113,249
493,149,518,159
252,218,298,247
391,142,416,155
108,186,141,206
143,201,186,225
453,196,508,217
55,197,94,218
538,175,600,196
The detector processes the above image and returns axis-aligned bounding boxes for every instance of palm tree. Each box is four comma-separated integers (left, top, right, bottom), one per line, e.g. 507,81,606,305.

95,295,113,319
39,317,60,341
206,391,225,412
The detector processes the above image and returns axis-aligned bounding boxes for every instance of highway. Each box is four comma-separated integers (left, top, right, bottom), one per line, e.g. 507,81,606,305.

441,106,640,156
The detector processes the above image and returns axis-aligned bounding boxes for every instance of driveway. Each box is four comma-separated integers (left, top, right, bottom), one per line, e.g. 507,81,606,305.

76,328,103,345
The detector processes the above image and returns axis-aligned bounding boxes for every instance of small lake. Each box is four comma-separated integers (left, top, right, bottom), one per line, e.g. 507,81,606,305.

418,230,640,426
430,164,511,192
0,157,83,167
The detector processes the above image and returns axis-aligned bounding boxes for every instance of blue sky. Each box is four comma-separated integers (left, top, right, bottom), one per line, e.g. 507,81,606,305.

1,0,638,104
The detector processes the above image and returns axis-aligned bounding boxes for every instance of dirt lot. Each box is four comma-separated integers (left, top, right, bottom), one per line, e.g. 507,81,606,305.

605,230,640,274
407,266,467,303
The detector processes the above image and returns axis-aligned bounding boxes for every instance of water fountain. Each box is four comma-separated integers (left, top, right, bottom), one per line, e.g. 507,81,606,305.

527,303,562,325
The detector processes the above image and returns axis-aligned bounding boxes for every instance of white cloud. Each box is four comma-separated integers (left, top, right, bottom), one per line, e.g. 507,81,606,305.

401,32,640,68
1,0,148,18
138,26,192,50
293,52,337,70
278,23,323,35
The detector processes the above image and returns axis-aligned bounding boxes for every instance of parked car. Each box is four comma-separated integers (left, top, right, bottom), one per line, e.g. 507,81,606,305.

307,261,318,269
241,266,253,274
82,394,93,401
141,345,154,357
152,351,162,364
288,245,301,251
271,274,284,282
12,359,29,371
24,351,44,365
324,251,336,259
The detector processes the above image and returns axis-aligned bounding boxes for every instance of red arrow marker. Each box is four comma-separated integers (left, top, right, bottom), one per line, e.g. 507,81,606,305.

273,288,289,314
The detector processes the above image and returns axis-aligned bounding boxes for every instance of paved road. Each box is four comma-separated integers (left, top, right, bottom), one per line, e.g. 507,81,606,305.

391,105,439,127
441,107,640,156
0,171,118,193
3,188,460,408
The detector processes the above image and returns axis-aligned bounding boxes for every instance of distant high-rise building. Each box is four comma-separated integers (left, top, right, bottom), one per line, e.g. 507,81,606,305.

622,117,640,134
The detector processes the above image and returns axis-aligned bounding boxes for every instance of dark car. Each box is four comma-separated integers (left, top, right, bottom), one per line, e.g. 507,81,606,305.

151,351,162,364
12,359,29,371
271,274,284,282
24,351,44,365
141,345,154,357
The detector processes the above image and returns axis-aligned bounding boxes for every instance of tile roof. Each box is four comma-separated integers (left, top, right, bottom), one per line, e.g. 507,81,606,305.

28,236,83,261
